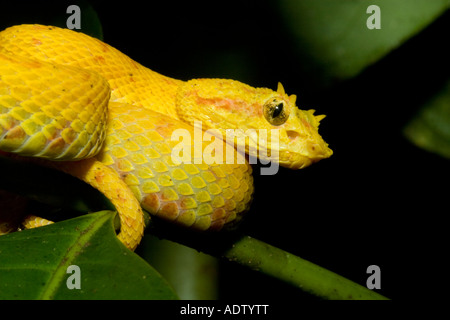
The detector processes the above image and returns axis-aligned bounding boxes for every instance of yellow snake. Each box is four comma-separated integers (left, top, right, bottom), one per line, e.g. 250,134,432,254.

0,24,332,251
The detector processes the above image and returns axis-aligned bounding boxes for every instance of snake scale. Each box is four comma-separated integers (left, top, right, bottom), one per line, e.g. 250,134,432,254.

0,25,332,250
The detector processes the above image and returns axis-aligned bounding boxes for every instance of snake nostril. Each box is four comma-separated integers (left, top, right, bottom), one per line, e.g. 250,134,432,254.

287,130,300,141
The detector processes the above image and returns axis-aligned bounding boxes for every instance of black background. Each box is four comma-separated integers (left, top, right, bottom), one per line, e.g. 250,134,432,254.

1,0,448,301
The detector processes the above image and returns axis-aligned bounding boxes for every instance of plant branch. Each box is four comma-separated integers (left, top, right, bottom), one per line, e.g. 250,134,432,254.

219,235,388,300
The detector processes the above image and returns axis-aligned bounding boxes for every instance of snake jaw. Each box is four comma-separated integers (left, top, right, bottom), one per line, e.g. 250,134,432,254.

277,108,332,169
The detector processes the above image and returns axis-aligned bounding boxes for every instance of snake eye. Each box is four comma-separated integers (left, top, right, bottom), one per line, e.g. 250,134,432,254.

263,98,289,126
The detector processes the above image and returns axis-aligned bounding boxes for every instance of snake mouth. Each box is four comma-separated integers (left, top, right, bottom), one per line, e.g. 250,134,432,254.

280,129,332,169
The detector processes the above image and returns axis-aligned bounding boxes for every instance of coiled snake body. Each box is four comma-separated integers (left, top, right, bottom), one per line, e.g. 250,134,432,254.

0,25,332,250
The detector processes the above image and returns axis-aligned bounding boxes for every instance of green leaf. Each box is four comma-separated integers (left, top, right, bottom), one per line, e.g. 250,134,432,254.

278,0,450,82
404,80,450,158
0,211,177,299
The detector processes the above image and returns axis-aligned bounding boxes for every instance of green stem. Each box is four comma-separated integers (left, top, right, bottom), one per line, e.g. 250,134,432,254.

220,235,389,300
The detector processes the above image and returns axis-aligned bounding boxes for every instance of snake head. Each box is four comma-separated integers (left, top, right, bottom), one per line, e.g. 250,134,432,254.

176,79,332,169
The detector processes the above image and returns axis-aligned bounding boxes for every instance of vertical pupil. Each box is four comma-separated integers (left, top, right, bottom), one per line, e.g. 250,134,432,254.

272,103,283,118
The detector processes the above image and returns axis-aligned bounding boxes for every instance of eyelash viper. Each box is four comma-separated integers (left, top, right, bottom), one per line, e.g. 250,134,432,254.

0,24,332,251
